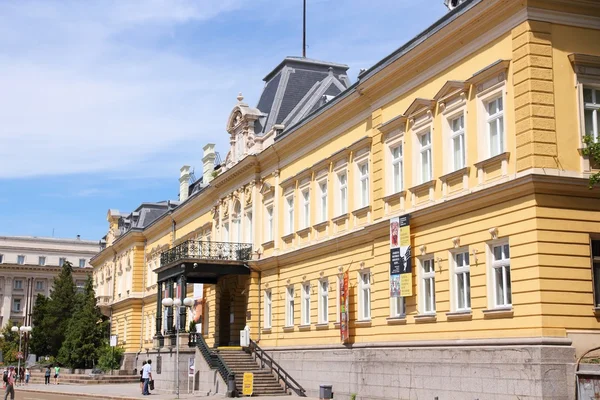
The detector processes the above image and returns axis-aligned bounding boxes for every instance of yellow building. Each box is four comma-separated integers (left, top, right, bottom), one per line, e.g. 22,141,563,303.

92,0,600,398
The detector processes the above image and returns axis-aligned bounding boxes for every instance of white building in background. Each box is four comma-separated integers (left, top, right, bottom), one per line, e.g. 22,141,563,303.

0,235,100,328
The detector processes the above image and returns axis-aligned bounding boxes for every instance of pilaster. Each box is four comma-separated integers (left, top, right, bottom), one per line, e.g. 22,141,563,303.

370,108,385,221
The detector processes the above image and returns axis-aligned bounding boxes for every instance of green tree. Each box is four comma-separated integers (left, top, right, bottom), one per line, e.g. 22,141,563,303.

97,343,124,372
582,135,600,188
1,321,20,364
29,294,50,358
45,261,76,356
58,276,106,368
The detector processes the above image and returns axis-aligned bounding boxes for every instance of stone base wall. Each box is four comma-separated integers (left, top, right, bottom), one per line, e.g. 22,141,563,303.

137,349,196,394
194,349,227,396
266,343,577,400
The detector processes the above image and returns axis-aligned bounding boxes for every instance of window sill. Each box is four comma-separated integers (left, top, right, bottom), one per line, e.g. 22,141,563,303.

386,316,407,325
439,166,470,182
298,324,312,331
315,323,330,330
354,319,372,327
352,205,371,217
446,311,473,321
482,307,513,319
474,151,510,169
296,227,311,236
594,307,600,315
282,326,295,332
382,191,406,203
313,220,329,230
281,232,294,241
414,313,437,323
261,240,274,249
408,179,436,193
262,328,272,334
332,213,349,223
333,322,341,329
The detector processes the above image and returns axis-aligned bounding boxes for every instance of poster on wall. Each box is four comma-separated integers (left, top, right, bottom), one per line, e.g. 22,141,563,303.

193,284,204,332
339,271,349,344
390,215,412,297
188,357,195,377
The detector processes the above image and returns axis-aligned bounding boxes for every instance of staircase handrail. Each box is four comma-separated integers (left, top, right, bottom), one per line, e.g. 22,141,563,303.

189,332,235,383
249,339,306,397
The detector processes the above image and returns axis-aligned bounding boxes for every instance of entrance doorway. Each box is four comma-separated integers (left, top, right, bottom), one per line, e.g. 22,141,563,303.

215,275,249,346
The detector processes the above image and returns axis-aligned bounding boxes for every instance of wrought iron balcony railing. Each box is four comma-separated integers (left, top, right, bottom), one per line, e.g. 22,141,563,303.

160,240,253,267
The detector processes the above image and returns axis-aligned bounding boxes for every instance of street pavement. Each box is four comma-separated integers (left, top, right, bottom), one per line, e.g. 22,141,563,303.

7,383,319,400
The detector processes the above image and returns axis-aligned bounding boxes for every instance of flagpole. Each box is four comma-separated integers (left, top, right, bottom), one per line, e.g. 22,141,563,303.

302,0,306,58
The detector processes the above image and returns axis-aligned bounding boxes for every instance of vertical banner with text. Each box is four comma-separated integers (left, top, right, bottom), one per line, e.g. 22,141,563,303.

390,214,412,297
339,271,350,343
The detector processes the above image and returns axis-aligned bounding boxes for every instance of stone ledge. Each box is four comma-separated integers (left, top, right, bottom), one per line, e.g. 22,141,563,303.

414,314,437,323
386,317,407,325
446,311,473,321
483,307,514,319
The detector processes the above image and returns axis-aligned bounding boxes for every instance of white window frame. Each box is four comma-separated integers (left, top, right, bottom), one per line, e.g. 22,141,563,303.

336,171,348,216
59,257,66,267
489,240,512,308
79,258,86,268
318,179,328,223
390,295,405,318
450,249,471,312
391,143,404,194
418,130,432,183
222,222,229,242
245,209,253,244
301,282,311,326
449,113,466,171
17,255,25,265
301,188,310,229
38,256,46,266
12,298,21,312
583,85,600,142
486,96,505,157
14,279,23,290
285,286,295,327
318,279,329,324
358,270,371,321
265,203,274,242
355,155,370,209
420,257,436,314
35,281,44,291
264,290,272,329
285,193,294,235
476,80,507,161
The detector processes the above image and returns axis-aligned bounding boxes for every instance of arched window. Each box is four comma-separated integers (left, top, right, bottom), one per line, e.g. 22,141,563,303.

232,201,242,242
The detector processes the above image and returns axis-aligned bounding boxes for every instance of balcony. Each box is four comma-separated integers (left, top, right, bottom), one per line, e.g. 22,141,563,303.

96,295,112,316
160,240,252,267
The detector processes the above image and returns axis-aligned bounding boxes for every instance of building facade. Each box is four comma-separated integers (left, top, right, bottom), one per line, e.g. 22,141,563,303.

0,235,98,328
92,0,600,398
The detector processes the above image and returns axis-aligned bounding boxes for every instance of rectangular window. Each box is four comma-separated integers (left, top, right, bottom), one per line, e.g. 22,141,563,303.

35,281,44,291
286,286,294,327
285,195,294,235
301,189,310,229
79,259,86,268
59,257,66,267
358,271,371,320
487,97,504,157
264,290,272,329
592,240,600,307
450,115,465,170
319,181,328,222
0,254,3,263
358,163,369,207
491,242,512,307
245,211,253,243
14,280,23,290
338,172,347,215
222,222,229,242
584,87,600,141
301,282,311,325
391,296,405,318
17,255,25,265
38,256,46,266
453,251,471,311
391,144,403,193
421,258,436,314
266,205,274,241
419,131,432,183
318,279,329,324
12,299,21,312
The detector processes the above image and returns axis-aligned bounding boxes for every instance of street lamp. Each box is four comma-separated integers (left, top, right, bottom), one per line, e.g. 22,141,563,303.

162,296,193,399
11,325,32,384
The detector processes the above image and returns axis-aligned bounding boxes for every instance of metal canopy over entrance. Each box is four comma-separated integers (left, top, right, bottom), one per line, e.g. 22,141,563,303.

154,240,252,347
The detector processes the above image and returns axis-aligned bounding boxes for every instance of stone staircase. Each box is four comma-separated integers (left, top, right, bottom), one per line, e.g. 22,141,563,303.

28,371,139,385
217,348,289,396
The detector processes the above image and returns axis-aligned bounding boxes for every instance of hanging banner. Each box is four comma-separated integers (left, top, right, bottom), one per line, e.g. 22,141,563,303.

193,284,204,326
339,271,350,344
390,215,412,297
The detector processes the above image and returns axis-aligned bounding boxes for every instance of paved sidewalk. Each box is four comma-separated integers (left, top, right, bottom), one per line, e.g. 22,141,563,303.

15,383,317,400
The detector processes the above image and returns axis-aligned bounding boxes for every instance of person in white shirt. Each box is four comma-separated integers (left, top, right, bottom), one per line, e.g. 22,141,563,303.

141,360,152,395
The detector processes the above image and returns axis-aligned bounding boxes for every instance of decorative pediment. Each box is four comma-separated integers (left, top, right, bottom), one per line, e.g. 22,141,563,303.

569,53,600,77
466,60,510,88
379,115,407,135
226,93,263,134
404,98,435,119
260,181,274,195
434,81,469,104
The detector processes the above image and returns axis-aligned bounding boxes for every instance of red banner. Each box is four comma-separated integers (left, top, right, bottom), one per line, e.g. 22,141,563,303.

340,271,349,343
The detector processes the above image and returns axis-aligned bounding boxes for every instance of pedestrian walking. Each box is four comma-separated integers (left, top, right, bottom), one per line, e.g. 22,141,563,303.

53,365,60,385
2,368,7,389
4,366,15,400
18,368,23,387
24,369,30,385
141,360,152,396
44,366,51,385
139,361,146,394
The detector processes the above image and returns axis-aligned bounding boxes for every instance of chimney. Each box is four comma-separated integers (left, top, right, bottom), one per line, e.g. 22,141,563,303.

202,143,216,185
179,165,191,202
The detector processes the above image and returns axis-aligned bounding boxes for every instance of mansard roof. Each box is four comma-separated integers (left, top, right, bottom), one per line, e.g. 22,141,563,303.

256,56,350,135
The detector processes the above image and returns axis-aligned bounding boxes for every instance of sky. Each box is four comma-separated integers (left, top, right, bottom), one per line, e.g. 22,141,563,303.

0,0,448,241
